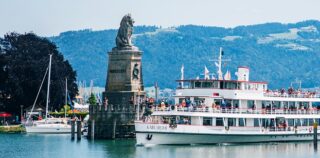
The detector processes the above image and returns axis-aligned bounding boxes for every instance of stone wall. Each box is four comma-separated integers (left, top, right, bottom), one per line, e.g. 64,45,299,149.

88,103,145,139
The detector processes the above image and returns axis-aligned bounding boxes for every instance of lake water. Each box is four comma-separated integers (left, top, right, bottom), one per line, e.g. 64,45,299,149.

0,134,319,158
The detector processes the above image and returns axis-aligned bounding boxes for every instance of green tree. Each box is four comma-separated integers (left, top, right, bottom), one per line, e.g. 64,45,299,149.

0,33,78,113
60,104,71,113
88,93,97,105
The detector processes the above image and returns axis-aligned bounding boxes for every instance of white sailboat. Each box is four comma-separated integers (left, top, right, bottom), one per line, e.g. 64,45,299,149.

25,54,71,134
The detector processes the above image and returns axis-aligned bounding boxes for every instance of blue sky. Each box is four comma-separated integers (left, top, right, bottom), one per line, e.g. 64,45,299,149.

0,0,319,36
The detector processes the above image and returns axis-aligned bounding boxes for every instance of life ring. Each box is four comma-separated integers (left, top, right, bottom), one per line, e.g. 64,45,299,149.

225,126,229,131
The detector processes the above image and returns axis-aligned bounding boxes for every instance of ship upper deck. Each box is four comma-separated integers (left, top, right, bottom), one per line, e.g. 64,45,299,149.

150,106,320,118
175,79,320,100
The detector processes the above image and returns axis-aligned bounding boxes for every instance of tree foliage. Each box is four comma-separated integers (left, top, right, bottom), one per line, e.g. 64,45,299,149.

0,33,78,113
88,93,96,105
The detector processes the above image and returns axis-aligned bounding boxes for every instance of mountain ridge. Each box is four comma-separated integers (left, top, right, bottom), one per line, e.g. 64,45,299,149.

49,20,320,89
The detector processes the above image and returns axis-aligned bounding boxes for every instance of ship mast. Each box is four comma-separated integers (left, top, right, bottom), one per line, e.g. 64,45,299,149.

211,47,231,80
217,47,223,80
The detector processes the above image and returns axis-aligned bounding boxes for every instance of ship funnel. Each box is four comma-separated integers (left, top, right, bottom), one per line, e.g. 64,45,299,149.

237,66,249,81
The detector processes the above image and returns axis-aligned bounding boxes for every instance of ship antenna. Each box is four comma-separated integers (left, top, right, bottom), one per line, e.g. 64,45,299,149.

210,47,231,80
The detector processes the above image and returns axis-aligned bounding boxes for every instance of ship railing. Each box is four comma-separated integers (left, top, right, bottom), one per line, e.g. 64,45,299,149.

153,106,320,115
264,91,320,98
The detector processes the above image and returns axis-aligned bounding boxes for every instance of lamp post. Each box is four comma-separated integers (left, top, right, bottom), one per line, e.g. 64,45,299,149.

20,105,24,122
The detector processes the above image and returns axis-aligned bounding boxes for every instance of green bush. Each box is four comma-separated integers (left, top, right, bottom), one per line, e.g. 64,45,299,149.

49,112,88,119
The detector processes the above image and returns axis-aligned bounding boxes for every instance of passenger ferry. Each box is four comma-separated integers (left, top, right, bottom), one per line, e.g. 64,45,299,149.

135,48,320,145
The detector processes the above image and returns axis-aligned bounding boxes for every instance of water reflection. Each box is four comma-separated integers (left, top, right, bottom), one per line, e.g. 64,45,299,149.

0,134,319,158
135,142,318,158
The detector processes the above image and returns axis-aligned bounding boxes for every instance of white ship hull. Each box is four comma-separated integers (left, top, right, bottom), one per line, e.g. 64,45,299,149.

136,132,317,145
25,125,71,134
135,123,320,145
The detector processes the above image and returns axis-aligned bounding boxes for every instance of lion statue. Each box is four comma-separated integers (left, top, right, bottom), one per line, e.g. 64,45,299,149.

116,14,135,48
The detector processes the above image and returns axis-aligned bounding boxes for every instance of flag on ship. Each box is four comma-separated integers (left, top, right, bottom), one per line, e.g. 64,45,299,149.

180,64,184,87
181,64,184,75
224,70,231,80
215,62,219,67
204,66,210,79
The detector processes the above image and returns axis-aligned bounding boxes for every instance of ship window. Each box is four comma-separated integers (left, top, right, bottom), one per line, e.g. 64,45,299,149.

216,118,223,126
219,81,224,89
195,82,201,88
273,101,281,109
254,119,260,127
215,99,222,106
233,100,239,108
202,82,213,88
228,118,236,126
203,117,212,126
312,102,320,108
283,102,289,109
287,119,294,126
225,82,237,89
244,83,249,90
177,116,191,124
302,119,308,126
262,119,268,128
247,100,255,109
237,83,240,89
289,102,296,109
213,81,219,88
296,102,306,109
194,97,205,106
294,119,301,126
239,118,246,127
308,119,314,125
179,98,185,104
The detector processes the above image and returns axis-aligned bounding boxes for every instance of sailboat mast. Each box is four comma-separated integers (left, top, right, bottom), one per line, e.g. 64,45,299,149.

45,54,52,119
65,78,68,105
65,77,67,118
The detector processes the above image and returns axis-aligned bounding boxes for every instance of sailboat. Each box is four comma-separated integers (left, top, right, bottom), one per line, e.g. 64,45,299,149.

25,54,72,134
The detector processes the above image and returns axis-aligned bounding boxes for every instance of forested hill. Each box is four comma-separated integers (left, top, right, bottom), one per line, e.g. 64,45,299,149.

49,20,320,89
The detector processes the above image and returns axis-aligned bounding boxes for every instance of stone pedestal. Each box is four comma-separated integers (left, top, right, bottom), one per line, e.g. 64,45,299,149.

88,47,146,139
105,47,145,106
106,47,144,92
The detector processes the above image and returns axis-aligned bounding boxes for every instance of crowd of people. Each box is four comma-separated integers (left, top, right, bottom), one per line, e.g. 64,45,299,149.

265,87,318,98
